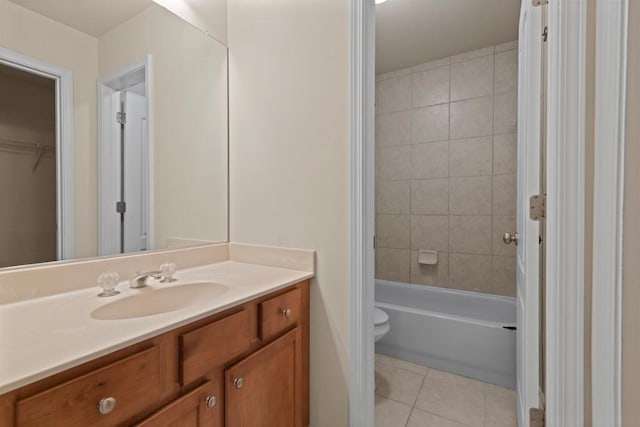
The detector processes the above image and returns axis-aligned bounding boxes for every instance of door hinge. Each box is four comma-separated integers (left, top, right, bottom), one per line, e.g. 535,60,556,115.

542,26,549,42
530,194,546,221
373,235,376,249
530,407,545,427
533,0,548,6
116,111,126,125
116,201,127,214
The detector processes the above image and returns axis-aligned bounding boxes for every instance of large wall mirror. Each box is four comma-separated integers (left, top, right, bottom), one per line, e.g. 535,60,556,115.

0,0,228,268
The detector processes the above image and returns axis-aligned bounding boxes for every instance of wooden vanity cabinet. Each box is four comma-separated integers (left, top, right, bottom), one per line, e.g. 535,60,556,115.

0,280,310,427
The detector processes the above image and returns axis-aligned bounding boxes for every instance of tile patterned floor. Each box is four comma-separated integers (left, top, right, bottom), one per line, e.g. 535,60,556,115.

375,354,517,427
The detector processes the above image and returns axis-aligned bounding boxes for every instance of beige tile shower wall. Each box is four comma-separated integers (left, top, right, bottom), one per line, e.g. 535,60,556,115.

375,41,518,297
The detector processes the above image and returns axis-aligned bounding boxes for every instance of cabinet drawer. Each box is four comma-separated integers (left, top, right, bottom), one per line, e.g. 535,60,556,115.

180,309,251,386
259,288,301,341
16,346,161,427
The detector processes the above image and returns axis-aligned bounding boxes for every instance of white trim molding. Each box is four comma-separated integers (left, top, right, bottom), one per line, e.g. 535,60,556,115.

592,0,628,425
0,48,75,261
545,1,587,426
349,0,376,426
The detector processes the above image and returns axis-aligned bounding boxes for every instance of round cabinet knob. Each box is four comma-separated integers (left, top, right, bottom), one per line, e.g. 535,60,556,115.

502,232,519,246
282,308,293,318
97,397,117,415
205,396,217,408
234,377,245,389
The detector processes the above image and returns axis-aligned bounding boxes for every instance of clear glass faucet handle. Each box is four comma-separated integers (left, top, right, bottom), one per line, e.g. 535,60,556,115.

160,262,177,283
97,272,120,297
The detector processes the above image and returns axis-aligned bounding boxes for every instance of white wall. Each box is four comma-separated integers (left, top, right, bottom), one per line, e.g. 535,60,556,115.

227,0,350,425
153,0,227,45
0,0,99,259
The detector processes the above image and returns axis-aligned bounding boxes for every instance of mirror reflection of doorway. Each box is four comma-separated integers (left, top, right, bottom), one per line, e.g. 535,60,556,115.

0,62,57,267
98,60,151,256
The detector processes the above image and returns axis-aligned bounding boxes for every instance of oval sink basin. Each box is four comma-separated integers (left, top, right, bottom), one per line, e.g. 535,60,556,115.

91,282,228,320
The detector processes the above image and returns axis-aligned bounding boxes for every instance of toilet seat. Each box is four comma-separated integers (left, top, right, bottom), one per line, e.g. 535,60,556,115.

374,307,390,343
374,307,389,326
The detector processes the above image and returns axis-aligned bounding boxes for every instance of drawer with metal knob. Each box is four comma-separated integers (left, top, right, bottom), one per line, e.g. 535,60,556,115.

15,346,161,427
179,309,252,386
259,288,301,341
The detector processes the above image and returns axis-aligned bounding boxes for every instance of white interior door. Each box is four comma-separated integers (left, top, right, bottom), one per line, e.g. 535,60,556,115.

98,60,150,256
516,1,542,425
122,91,148,253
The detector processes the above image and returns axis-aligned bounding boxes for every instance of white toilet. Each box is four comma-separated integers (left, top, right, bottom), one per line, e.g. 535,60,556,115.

374,307,390,342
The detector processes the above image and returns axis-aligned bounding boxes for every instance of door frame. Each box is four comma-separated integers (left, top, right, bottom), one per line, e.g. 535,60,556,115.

0,47,75,261
97,55,153,255
591,0,628,425
544,1,588,425
349,0,375,426
349,0,590,426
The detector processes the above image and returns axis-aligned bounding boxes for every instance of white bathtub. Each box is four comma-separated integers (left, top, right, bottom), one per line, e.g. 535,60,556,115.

375,280,516,389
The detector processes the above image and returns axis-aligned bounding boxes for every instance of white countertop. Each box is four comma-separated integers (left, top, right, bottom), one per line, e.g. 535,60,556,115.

0,261,313,394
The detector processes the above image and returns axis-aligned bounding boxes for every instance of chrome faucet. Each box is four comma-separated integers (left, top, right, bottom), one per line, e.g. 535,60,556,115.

130,271,162,289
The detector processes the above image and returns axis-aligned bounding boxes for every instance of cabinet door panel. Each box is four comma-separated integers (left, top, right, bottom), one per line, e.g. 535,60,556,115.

226,329,301,427
135,380,216,427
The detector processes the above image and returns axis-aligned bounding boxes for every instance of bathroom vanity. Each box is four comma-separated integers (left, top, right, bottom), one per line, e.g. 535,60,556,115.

0,245,314,427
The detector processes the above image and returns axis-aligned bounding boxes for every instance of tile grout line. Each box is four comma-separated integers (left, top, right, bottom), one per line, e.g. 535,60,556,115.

489,46,496,294
408,67,414,281
378,130,517,149
447,56,452,287
404,373,428,427
376,45,516,83
412,406,477,427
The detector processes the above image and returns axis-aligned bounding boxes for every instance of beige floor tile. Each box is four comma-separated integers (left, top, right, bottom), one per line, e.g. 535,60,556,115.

407,407,470,427
374,358,516,427
375,363,426,406
484,393,517,427
483,383,516,400
376,353,429,375
414,369,486,427
428,369,490,393
375,395,412,427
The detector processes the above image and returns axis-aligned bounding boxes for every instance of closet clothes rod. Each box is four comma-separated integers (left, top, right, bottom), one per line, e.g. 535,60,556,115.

0,137,55,154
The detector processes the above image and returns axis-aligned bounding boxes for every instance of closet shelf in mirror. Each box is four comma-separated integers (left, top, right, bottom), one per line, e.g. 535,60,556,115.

0,137,55,172
0,137,55,155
